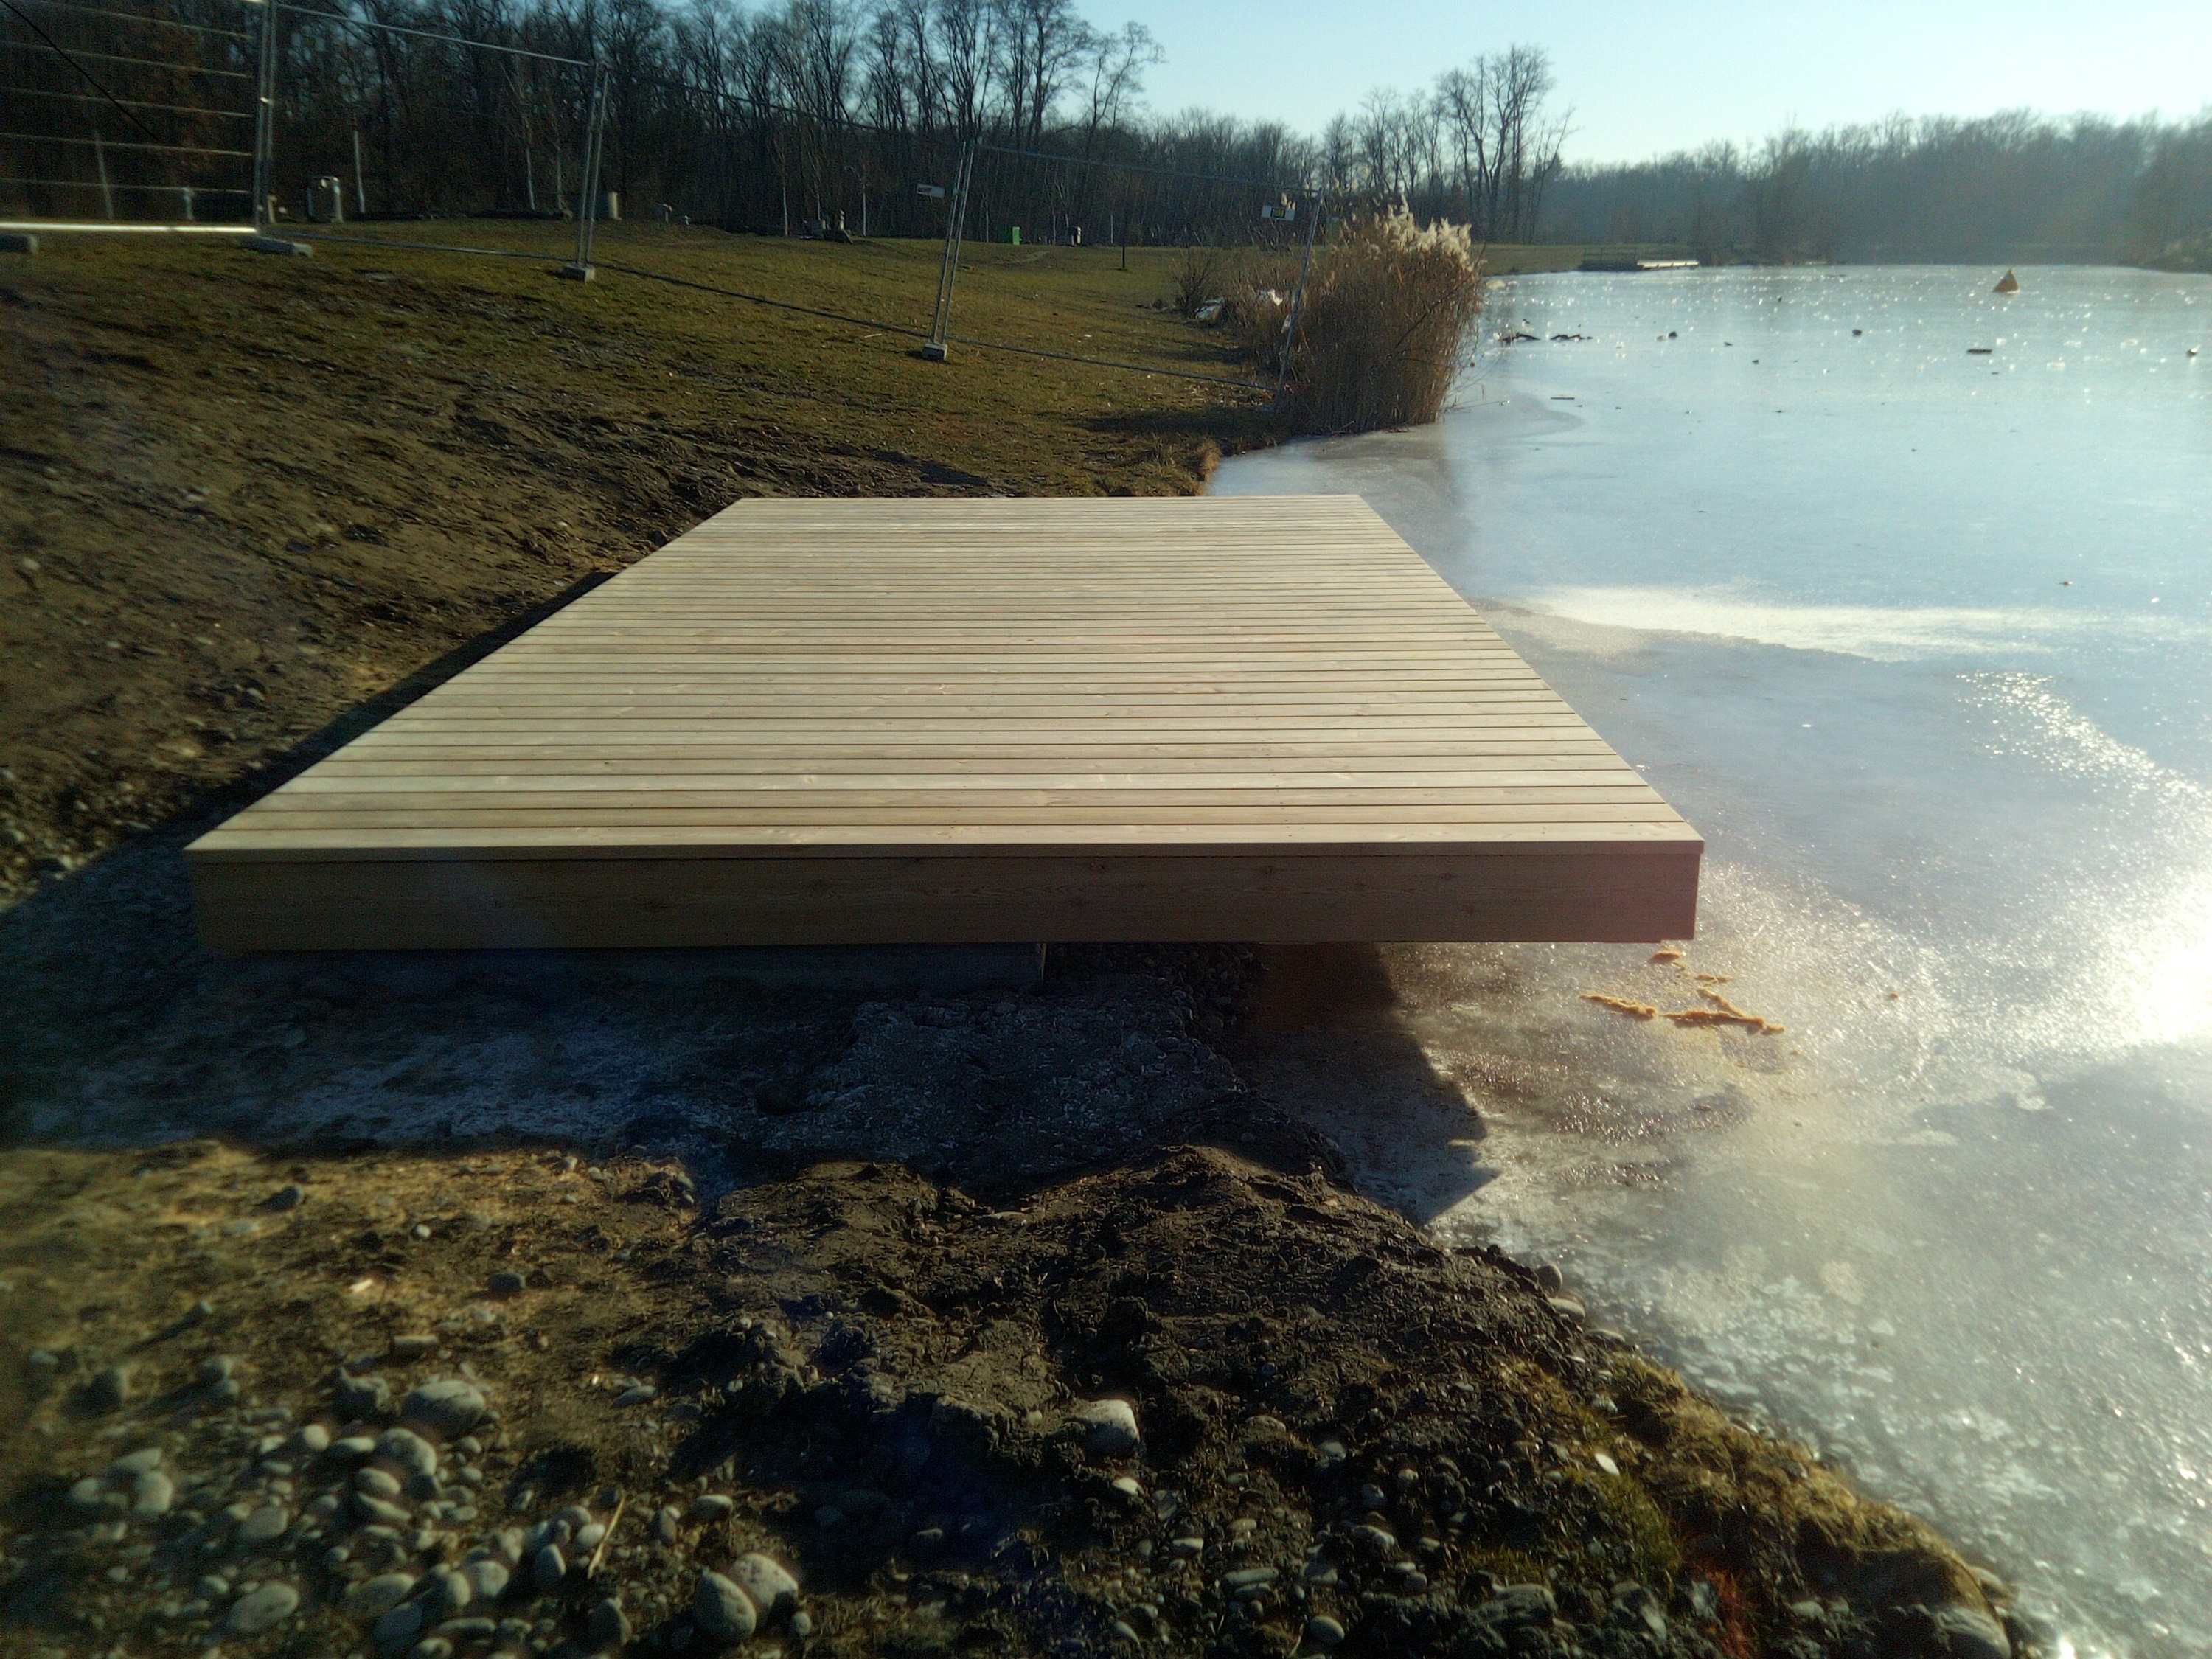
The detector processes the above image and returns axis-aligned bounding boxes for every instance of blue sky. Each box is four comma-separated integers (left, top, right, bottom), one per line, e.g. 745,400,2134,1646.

1109,0,2212,161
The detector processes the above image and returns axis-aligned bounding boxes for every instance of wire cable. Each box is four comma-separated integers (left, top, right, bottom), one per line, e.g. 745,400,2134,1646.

272,3,589,68
0,0,159,137
11,0,248,39
1,83,251,118
1,130,250,156
0,35,253,77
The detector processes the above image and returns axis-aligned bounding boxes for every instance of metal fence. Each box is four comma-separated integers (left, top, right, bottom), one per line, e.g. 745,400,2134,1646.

1,0,258,223
2,1,1321,397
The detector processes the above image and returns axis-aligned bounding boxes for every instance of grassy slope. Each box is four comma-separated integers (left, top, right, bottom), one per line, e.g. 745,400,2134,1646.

0,226,1276,900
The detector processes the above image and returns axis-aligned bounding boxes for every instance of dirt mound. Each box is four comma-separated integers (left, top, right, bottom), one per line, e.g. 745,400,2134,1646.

0,1134,2025,1659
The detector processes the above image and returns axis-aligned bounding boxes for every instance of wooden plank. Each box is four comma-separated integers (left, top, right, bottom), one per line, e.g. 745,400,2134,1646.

187,495,1701,947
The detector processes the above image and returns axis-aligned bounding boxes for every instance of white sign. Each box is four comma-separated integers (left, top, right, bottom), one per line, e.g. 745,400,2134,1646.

916,184,947,199
1259,204,1296,222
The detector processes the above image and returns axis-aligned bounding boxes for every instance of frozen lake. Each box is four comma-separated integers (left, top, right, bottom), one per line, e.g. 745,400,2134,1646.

1215,264,2212,1656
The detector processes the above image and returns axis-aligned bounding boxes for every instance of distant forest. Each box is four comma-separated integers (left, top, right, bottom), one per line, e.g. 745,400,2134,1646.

4,0,2209,265
1544,114,2212,268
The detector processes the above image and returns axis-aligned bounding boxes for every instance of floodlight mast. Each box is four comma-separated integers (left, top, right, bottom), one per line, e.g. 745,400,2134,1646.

924,142,975,362
1273,189,1323,414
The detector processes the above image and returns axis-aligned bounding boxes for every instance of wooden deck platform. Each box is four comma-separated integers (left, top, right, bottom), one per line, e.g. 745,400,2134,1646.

187,496,1700,950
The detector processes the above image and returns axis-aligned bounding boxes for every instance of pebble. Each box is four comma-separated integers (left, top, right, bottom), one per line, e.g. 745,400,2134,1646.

1591,1451,1619,1477
555,1505,596,1534
1932,1607,2011,1659
1486,1585,1557,1622
404,1379,488,1438
531,1545,566,1591
1072,1398,1141,1456
88,1364,135,1412
356,1494,411,1528
486,1271,526,1297
1613,1584,1668,1641
1349,1524,1397,1554
336,1371,394,1419
331,1436,380,1461
265,1184,305,1211
343,1573,417,1620
655,1506,683,1544
391,1334,439,1359
729,1552,800,1619
686,1494,736,1524
358,1468,405,1500
224,1582,299,1636
237,1503,290,1547
790,1610,813,1638
68,1477,107,1511
198,1575,232,1601
439,1620,496,1643
406,1639,452,1659
373,1601,425,1649
425,1566,471,1618
588,1599,630,1646
574,1522,607,1551
614,1385,658,1407
111,1447,164,1476
1110,1621,1140,1645
462,1559,509,1601
692,1572,757,1643
1166,1537,1206,1558
1110,1477,1145,1501
1220,1567,1278,1591
378,1427,439,1478
1306,1615,1347,1647
295,1424,331,1455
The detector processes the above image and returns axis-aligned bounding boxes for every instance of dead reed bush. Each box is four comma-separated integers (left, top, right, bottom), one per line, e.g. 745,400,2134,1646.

1280,207,1486,433
1171,246,1229,316
1225,249,1301,364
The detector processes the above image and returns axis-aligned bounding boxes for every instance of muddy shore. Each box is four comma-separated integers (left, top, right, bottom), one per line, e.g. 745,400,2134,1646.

1,833,2034,1659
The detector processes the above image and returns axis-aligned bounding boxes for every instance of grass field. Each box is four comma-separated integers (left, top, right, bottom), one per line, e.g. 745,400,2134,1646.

0,223,1299,898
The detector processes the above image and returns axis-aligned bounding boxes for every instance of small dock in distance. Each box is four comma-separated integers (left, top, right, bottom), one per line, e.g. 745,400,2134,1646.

187,495,1701,950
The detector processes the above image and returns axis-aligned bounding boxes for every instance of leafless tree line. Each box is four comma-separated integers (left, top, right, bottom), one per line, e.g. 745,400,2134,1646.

2,0,1574,246
14,0,2202,270
1543,110,2212,265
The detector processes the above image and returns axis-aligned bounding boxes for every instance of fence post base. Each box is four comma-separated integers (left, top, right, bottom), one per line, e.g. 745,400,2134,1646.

919,341,947,361
555,262,597,282
245,235,312,256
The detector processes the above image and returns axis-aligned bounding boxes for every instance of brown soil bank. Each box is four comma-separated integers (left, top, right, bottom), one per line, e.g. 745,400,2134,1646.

1,1125,2025,1659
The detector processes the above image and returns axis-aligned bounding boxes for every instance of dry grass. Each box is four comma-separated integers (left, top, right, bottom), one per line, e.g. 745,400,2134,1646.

1278,206,1488,434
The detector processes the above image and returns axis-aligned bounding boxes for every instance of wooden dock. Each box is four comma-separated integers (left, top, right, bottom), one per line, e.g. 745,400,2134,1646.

187,496,1700,950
